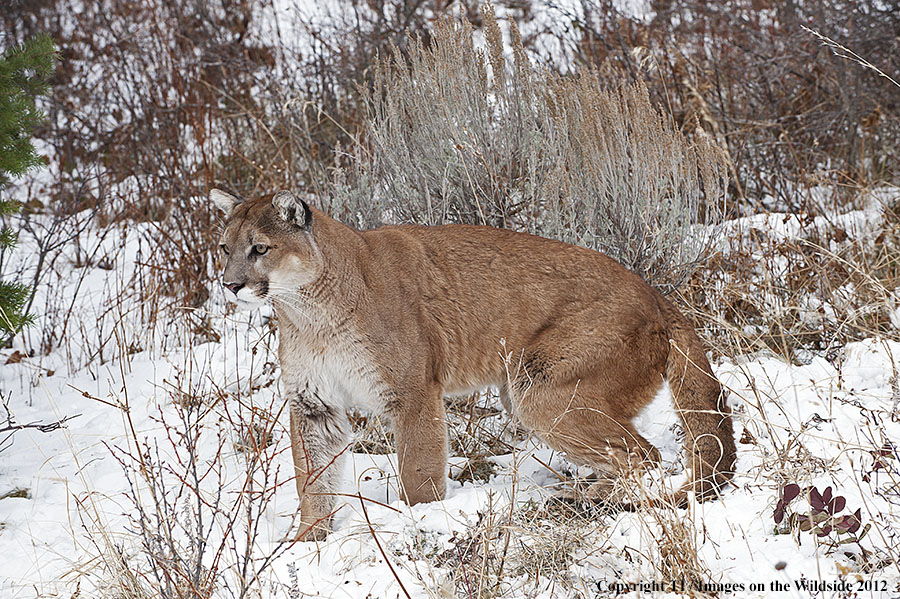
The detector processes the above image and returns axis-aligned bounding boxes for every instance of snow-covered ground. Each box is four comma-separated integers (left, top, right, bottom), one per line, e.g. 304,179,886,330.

1,194,899,598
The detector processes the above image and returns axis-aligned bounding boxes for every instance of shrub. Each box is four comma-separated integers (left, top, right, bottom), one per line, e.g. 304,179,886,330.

774,483,870,549
330,6,727,291
560,0,900,210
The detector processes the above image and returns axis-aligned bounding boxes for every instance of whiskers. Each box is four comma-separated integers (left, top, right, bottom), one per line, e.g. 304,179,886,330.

266,283,318,322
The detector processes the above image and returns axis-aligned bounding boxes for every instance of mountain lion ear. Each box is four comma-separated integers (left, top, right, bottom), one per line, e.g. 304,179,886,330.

210,189,243,217
272,190,312,229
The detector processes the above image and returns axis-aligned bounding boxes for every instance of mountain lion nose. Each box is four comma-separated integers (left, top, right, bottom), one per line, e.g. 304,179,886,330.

224,282,244,294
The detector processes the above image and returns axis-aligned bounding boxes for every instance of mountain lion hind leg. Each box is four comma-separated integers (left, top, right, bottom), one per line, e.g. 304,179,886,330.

509,364,665,503
506,307,734,505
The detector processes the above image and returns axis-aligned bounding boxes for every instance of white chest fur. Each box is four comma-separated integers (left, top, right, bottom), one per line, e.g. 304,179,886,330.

278,317,386,414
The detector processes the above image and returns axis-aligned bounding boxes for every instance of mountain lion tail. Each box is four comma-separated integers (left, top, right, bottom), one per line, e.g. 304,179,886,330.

663,306,736,503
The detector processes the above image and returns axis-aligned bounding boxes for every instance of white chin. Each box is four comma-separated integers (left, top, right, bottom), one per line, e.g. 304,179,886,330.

224,289,266,311
232,298,264,312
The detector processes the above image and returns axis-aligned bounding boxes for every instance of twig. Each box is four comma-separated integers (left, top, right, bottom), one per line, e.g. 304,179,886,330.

358,491,412,599
802,25,900,89
0,414,79,434
0,395,79,443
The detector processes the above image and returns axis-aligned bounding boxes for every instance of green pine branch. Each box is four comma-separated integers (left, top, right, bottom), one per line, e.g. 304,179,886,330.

0,33,57,342
0,280,35,334
0,33,57,186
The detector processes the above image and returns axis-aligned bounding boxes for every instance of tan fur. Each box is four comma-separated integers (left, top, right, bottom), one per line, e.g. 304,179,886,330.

213,189,736,540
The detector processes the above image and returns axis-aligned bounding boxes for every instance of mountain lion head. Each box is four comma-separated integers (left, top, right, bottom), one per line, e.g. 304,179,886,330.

211,189,324,310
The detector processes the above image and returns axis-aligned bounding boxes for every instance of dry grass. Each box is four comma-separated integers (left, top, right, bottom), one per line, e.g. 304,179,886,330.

680,187,900,363
435,494,598,598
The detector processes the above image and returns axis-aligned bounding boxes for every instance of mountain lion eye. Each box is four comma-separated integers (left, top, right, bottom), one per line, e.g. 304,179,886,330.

220,244,229,255
252,244,269,255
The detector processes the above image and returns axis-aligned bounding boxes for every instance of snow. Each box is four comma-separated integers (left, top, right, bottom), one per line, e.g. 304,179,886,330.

1,193,898,598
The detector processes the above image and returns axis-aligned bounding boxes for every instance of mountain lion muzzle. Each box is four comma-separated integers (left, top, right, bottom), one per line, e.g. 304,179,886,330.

212,188,736,541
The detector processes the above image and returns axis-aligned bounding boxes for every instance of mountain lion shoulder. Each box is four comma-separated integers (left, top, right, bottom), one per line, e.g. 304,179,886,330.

212,188,736,541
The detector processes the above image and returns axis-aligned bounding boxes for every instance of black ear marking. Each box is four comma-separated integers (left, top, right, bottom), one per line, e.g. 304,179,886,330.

272,190,312,229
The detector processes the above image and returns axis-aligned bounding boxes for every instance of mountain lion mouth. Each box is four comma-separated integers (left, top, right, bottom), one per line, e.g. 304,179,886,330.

225,282,268,310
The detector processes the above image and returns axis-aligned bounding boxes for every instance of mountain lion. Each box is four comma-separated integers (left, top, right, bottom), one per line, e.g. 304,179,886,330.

212,188,736,541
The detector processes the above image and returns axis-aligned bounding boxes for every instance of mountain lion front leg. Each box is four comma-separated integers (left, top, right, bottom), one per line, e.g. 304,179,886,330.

288,389,349,541
390,388,448,505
